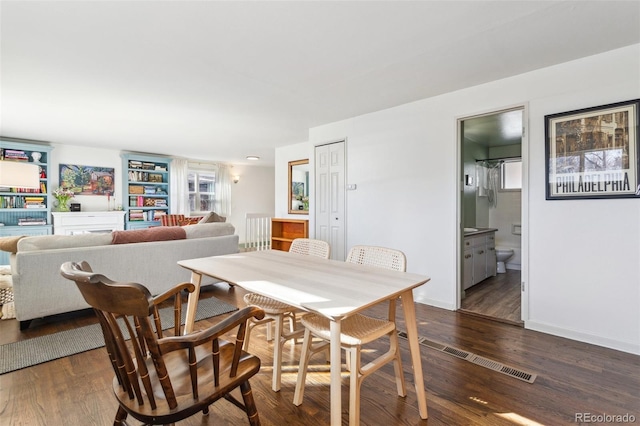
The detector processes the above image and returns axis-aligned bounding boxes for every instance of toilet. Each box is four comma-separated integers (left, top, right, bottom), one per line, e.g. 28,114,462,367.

495,247,514,273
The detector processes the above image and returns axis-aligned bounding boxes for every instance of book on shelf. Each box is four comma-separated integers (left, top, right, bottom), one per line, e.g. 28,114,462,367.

128,160,142,169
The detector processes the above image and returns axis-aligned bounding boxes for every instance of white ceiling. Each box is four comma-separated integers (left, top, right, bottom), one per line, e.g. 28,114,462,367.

1,1,639,165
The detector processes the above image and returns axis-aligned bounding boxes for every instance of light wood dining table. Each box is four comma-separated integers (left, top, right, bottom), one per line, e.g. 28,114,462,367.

178,249,431,425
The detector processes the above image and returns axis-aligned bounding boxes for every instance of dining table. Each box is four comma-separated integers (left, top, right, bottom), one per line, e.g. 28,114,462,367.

178,249,431,425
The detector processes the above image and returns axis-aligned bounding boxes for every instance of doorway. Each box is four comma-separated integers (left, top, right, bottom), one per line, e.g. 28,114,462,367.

457,106,528,325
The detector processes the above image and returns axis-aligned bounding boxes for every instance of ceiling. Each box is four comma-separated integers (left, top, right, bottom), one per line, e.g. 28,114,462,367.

463,109,523,148
1,1,639,165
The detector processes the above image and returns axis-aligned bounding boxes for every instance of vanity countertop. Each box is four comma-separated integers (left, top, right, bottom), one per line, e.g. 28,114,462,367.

463,227,498,237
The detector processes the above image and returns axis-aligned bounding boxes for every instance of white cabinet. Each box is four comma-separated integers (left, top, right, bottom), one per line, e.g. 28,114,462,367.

463,231,497,290
486,233,496,277
52,211,125,235
463,247,473,290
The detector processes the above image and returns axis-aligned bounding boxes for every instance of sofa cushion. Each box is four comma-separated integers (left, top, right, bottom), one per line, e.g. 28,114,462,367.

111,226,187,244
0,235,26,253
182,222,235,239
198,211,226,223
17,233,113,252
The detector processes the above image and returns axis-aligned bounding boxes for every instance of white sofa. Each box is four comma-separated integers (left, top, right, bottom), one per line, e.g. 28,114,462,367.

9,222,239,329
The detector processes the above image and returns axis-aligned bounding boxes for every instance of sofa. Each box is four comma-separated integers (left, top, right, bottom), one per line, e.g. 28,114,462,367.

8,222,239,329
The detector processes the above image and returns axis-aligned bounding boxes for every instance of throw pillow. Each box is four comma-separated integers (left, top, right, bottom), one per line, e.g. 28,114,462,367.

0,235,26,253
111,226,187,244
198,211,226,223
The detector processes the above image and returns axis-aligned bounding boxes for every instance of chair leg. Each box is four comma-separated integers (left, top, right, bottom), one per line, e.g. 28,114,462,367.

240,381,261,426
113,406,128,426
349,347,362,426
272,314,285,392
390,331,407,397
293,328,314,406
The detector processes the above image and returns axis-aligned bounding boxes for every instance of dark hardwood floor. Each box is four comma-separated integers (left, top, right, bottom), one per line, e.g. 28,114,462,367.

1,282,638,425
460,269,522,325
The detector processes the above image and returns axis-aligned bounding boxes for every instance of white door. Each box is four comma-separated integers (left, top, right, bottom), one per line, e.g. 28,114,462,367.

315,141,346,260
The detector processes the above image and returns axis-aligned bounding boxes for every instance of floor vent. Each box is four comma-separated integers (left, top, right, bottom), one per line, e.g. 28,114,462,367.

398,331,536,384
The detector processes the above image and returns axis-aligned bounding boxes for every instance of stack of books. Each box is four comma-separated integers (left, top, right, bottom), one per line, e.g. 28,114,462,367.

129,209,144,221
24,196,46,209
1,149,29,161
19,217,47,226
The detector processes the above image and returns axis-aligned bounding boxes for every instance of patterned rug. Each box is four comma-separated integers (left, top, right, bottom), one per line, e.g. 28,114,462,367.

0,296,238,374
0,271,14,320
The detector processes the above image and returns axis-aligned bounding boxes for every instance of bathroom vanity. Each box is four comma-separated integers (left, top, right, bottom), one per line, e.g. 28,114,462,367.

463,228,497,290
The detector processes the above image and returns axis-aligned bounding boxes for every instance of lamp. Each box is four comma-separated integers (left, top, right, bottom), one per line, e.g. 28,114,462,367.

0,161,40,189
233,175,240,184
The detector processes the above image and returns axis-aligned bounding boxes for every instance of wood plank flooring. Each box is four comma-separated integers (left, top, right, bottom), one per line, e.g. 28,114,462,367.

460,269,522,325
1,282,638,425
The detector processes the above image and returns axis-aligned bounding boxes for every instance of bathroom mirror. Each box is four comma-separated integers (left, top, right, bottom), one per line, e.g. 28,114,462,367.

288,159,309,214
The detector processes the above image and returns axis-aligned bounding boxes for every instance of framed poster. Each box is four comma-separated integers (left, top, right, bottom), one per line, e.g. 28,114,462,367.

545,99,640,200
59,164,115,196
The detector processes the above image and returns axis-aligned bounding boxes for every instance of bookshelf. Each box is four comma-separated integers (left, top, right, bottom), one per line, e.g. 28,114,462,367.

0,139,53,264
121,153,172,230
271,218,308,251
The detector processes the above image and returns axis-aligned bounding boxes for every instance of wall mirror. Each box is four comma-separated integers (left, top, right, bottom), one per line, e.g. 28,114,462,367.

288,159,309,214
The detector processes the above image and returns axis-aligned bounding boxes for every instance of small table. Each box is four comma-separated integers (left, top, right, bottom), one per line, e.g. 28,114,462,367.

178,250,431,425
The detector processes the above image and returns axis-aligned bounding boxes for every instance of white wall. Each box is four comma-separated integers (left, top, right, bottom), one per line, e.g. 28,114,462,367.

50,143,275,241
278,44,640,354
230,164,275,244
51,143,123,211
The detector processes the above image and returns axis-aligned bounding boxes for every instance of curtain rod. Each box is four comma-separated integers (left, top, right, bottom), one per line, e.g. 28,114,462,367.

475,156,520,163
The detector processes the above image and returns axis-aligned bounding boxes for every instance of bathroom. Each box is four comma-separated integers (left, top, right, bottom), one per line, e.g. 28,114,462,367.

460,108,523,324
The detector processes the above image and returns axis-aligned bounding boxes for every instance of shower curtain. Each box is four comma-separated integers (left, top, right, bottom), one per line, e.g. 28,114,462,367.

476,162,500,208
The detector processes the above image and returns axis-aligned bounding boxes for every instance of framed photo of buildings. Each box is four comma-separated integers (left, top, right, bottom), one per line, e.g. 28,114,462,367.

545,99,640,200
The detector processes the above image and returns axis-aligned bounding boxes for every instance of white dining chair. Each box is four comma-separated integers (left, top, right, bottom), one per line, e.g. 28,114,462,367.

292,245,407,425
243,238,330,392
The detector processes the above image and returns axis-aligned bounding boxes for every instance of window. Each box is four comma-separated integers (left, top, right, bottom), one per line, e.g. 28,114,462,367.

188,170,216,213
500,159,522,190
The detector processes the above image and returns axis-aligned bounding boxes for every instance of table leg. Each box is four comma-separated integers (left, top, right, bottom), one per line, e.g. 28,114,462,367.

401,290,428,419
184,271,203,335
329,319,342,426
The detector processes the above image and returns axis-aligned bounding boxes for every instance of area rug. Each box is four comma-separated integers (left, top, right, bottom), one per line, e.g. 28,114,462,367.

0,297,238,375
0,271,15,320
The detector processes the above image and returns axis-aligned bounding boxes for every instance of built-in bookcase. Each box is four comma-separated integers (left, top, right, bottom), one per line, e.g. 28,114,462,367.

271,218,308,251
0,139,53,264
121,153,172,230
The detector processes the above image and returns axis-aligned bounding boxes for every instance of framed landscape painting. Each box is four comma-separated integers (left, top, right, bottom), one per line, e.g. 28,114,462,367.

59,164,115,196
545,99,640,200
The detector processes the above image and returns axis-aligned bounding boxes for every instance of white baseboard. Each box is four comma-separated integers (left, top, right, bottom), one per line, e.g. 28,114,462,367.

526,320,640,355
414,296,455,311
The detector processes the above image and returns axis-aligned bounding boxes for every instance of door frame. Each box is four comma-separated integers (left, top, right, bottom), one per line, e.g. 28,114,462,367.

455,103,530,323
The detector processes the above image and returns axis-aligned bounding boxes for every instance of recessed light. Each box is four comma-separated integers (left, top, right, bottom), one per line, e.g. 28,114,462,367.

246,156,260,161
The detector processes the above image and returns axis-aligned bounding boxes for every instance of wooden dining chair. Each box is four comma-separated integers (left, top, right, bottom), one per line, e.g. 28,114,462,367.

60,260,265,426
243,238,331,392
293,245,407,425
